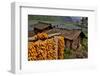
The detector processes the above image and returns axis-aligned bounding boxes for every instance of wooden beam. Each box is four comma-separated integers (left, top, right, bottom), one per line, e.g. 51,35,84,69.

28,33,61,41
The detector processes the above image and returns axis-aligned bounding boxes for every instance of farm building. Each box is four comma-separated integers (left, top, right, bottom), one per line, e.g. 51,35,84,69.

63,30,81,50
45,28,85,50
34,21,52,34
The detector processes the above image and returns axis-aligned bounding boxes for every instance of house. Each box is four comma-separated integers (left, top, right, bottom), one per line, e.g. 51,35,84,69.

34,21,52,34
63,30,81,50
45,28,85,50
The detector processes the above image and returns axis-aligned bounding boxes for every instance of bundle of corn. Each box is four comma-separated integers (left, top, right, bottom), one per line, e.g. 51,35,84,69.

37,32,48,40
46,37,58,60
35,40,47,60
28,40,47,61
28,38,58,60
58,36,65,59
28,42,38,61
28,32,48,41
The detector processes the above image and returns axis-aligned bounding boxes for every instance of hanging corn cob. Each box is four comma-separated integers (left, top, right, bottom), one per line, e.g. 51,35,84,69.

58,36,65,59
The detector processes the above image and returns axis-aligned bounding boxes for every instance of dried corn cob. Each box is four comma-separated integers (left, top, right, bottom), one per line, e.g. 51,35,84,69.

58,36,65,59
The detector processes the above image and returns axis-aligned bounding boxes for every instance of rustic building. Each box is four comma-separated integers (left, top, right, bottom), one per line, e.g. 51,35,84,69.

34,21,52,34
45,28,85,50
63,30,81,50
